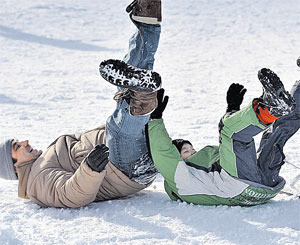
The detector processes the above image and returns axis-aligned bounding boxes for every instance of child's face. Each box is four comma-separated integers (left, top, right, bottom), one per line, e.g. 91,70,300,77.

180,143,196,160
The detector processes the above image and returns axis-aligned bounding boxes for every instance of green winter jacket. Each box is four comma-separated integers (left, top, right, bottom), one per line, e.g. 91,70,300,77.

147,104,285,206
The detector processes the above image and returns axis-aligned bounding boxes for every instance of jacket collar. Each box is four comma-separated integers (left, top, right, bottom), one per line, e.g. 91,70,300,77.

16,161,34,199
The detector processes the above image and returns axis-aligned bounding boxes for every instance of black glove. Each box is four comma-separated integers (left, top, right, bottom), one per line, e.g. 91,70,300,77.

86,144,109,172
150,88,169,119
226,83,247,112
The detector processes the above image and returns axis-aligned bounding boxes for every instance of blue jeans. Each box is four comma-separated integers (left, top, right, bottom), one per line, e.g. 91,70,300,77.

105,18,161,177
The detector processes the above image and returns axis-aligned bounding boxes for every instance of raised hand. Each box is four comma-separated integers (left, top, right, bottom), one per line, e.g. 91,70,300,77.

226,83,247,112
150,88,169,119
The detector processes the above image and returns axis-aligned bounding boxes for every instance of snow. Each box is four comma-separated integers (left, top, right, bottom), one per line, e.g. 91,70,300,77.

0,0,300,244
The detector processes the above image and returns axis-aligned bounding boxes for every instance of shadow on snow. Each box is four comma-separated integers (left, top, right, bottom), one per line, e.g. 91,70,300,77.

0,25,120,52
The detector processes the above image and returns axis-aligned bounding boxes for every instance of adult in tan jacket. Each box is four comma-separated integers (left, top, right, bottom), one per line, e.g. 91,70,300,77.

2,125,152,208
0,0,162,208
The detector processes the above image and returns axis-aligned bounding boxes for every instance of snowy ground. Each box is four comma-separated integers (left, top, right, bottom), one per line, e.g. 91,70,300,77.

0,0,300,244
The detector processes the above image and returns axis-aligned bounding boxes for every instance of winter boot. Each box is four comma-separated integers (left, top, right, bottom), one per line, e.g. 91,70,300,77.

99,59,162,92
258,68,296,117
126,0,162,25
129,89,158,115
114,88,158,116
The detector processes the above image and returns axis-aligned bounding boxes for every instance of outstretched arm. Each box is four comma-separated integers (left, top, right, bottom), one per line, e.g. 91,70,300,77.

147,119,182,187
147,89,182,188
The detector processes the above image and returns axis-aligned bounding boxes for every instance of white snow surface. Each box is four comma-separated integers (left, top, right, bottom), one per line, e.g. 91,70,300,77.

0,0,300,244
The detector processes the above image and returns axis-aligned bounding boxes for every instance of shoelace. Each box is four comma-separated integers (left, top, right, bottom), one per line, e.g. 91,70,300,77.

113,89,130,102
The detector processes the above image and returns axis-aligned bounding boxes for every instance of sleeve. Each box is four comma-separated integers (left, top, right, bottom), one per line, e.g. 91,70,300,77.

146,119,183,188
27,144,106,208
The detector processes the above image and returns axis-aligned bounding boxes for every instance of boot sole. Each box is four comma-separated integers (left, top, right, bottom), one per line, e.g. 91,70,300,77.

99,59,161,92
258,68,286,97
258,68,295,116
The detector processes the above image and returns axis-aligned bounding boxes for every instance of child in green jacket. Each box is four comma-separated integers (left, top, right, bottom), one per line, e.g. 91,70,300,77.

147,68,299,206
100,57,299,206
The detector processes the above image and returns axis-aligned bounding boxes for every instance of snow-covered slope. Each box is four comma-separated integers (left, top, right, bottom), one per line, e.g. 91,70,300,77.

0,0,299,244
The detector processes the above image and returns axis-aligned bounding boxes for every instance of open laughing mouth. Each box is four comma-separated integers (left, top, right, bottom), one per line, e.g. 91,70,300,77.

28,146,41,156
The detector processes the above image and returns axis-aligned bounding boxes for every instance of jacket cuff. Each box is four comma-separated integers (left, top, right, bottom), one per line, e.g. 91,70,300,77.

148,118,163,127
81,161,105,177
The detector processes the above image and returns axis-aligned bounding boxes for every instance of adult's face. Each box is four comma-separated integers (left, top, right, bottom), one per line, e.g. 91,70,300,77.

180,143,196,160
11,140,41,169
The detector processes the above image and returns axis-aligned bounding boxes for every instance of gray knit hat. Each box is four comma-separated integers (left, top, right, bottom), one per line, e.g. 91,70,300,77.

0,139,18,180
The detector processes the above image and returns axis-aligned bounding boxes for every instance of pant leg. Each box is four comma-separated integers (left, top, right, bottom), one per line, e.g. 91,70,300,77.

106,101,150,176
123,18,161,70
106,18,161,177
219,101,266,183
257,80,300,187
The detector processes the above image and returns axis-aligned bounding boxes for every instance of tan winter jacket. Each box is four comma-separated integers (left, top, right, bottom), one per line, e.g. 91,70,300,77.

16,125,152,208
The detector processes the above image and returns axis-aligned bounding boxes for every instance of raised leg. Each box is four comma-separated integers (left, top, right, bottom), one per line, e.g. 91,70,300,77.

123,18,161,70
257,80,300,186
106,17,161,178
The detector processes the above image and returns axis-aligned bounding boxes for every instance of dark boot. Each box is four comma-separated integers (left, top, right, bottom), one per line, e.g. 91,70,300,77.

114,89,157,116
129,90,158,116
99,59,162,92
126,0,162,25
258,68,296,117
